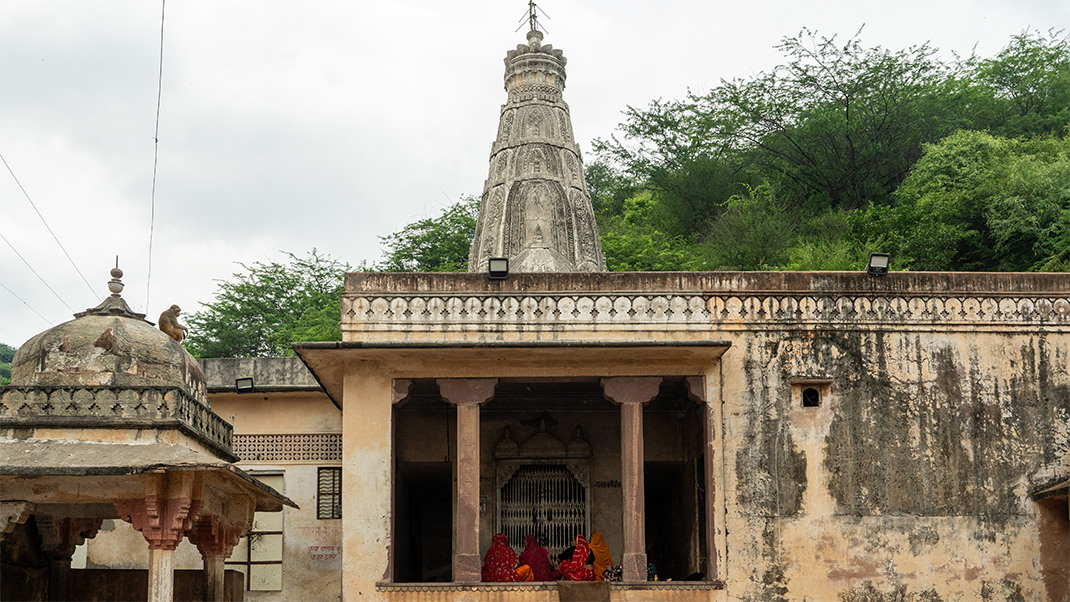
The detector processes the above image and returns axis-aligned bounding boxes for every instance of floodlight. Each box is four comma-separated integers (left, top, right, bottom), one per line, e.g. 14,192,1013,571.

867,253,890,276
488,257,509,280
235,377,255,393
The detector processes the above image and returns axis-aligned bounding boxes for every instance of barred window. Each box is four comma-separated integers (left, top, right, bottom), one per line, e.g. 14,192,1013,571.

318,467,342,519
499,464,587,558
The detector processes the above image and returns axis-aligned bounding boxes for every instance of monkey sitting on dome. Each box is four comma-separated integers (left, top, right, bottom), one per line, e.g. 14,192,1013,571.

158,305,189,342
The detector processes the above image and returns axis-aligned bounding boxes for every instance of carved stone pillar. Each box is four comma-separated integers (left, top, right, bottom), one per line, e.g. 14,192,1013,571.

602,377,661,582
188,515,247,602
149,548,175,602
115,493,202,602
438,378,497,582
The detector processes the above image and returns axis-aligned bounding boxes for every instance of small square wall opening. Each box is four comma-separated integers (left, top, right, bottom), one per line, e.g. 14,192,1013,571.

792,379,832,410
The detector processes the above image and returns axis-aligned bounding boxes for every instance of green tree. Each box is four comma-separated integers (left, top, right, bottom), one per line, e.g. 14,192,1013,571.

706,184,797,270
600,192,711,271
376,196,479,272
593,99,743,237
185,250,350,358
781,209,869,271
701,29,966,210
596,29,1013,214
969,29,1070,138
0,342,15,385
856,130,1070,271
585,159,637,221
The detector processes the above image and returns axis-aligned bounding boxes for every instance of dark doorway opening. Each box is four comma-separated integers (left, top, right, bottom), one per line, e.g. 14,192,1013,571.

395,462,452,582
645,461,699,581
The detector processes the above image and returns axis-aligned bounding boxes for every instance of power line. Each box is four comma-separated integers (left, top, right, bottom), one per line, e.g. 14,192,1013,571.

146,0,166,310
0,230,75,313
0,151,97,299
0,279,53,326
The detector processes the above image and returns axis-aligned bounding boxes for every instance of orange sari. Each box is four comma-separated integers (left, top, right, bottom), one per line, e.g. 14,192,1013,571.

515,564,535,581
588,531,613,581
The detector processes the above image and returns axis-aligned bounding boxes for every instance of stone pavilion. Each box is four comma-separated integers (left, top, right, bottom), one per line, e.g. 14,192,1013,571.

0,268,293,602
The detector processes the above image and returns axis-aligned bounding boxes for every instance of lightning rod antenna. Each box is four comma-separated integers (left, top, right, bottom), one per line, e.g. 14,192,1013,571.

516,0,550,34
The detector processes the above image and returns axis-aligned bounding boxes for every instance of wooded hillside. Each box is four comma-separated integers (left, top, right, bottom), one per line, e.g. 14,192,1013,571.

589,29,1070,272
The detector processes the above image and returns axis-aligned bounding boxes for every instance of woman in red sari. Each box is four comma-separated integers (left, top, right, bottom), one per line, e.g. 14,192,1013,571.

481,533,518,582
517,534,552,581
557,534,596,581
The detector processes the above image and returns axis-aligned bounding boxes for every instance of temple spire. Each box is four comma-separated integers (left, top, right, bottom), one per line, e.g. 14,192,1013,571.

468,21,605,273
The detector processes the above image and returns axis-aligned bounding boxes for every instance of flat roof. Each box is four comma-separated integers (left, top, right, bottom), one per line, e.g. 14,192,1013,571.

293,340,731,409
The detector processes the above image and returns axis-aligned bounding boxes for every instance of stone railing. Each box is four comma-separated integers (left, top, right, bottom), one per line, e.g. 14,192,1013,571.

372,581,723,598
342,292,1070,332
0,386,234,458
339,273,1070,343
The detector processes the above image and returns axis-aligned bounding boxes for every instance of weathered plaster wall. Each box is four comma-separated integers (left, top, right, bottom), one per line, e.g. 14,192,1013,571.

318,271,1070,601
211,385,343,601
722,328,1070,602
211,391,339,434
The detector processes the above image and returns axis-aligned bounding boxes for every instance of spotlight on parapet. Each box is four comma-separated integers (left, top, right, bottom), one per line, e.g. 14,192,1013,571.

235,377,254,393
867,253,891,277
488,258,509,280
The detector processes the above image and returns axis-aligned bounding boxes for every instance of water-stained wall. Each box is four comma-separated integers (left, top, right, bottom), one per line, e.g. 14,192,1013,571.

723,327,1070,601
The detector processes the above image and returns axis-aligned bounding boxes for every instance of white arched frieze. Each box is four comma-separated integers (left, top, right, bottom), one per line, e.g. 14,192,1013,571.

343,292,1070,332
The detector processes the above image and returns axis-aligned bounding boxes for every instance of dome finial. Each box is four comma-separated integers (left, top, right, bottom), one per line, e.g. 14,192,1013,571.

108,258,125,295
73,262,148,322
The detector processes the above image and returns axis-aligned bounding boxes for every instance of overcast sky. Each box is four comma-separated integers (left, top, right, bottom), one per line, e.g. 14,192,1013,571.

1,1,1067,348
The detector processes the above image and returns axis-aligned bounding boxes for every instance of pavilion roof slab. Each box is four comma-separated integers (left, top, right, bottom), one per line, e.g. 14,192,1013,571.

0,439,295,511
293,340,730,409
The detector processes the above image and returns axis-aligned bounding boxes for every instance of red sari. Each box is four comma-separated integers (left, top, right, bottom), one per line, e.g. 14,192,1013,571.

518,535,552,581
481,533,518,582
558,534,596,581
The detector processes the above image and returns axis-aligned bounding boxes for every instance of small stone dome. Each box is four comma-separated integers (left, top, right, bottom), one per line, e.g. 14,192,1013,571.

9,268,207,403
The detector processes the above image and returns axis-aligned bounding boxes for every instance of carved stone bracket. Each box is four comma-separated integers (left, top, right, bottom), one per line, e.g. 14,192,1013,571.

36,516,104,558
186,515,245,559
437,379,497,406
392,379,413,405
601,377,662,406
686,376,705,403
0,501,34,542
115,495,202,551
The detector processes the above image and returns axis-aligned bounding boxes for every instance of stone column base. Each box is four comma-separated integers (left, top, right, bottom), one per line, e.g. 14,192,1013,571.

454,553,482,582
622,552,648,583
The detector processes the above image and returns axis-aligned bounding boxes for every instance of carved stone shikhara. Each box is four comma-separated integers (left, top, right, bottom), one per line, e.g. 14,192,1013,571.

468,29,606,273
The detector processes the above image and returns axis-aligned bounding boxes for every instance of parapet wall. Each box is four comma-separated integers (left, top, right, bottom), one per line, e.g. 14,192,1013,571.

201,356,321,392
342,272,1070,342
